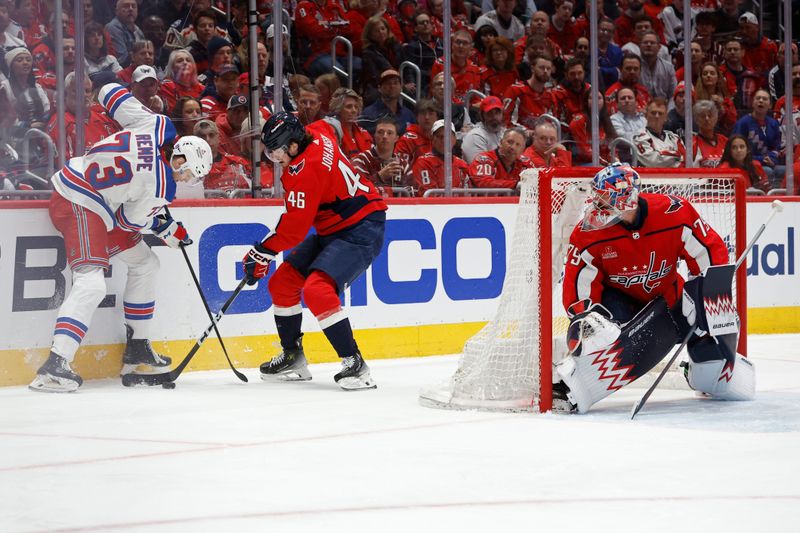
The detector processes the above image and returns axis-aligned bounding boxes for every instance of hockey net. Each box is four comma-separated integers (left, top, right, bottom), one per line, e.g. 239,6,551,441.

419,167,747,413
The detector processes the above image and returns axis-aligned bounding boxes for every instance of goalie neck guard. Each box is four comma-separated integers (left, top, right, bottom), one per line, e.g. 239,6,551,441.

583,163,641,231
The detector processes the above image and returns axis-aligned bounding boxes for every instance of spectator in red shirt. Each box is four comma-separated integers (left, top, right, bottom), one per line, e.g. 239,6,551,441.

718,134,770,191
614,0,665,47
472,24,499,66
160,49,204,112
604,53,651,115
737,11,777,85
503,54,556,129
171,95,204,137
215,94,250,157
411,119,470,195
431,29,482,105
396,98,439,166
46,72,119,160
720,38,762,115
547,0,579,53
773,64,800,133
310,88,373,159
352,116,414,196
524,118,572,168
295,0,357,79
479,36,519,100
692,99,727,168
117,40,156,84
193,118,251,193
675,40,704,87
553,57,590,125
201,63,239,120
468,127,532,191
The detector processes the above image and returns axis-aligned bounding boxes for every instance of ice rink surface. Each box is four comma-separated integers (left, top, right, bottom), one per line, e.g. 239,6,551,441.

1,334,798,533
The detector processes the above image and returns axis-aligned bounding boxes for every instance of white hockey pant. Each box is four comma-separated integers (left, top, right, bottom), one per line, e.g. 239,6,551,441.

51,267,107,362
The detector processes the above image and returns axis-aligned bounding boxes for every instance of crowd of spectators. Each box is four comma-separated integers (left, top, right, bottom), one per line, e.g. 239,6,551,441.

0,0,797,198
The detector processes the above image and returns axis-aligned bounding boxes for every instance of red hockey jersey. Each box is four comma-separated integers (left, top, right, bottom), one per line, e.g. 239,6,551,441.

260,132,387,254
411,152,470,196
692,132,727,168
468,149,533,189
395,124,432,167
502,81,557,128
563,193,730,312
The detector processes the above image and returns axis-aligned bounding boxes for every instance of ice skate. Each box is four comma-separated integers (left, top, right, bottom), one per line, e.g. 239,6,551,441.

551,381,577,413
334,352,376,391
120,325,172,375
29,351,83,393
260,338,312,381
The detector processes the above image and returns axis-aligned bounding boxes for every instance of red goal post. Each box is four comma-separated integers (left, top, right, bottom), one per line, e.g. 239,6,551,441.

419,166,748,413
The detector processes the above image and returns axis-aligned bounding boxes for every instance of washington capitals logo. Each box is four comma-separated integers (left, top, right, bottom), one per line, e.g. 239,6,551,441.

288,159,305,175
665,194,684,214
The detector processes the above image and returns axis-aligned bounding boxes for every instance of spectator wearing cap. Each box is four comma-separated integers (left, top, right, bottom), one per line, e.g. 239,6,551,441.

200,63,240,120
360,69,415,137
309,87,373,159
524,118,572,168
738,12,778,86
395,98,439,167
474,0,526,42
117,40,156,84
216,94,250,157
360,16,404,107
47,72,119,160
411,119,470,196
553,57,590,125
160,49,204,113
638,30,676,101
402,11,443,96
479,36,518,101
130,65,165,113
295,0,359,79
85,20,123,75
469,127,532,192
352,116,413,197
105,0,145,67
461,95,505,164
695,62,737,134
604,54,651,115
431,30,482,106
197,36,237,86
0,46,49,127
192,118,252,194
664,80,693,138
503,55,556,130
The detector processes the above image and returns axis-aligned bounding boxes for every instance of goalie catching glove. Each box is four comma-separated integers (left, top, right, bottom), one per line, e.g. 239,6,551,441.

152,214,191,248
243,243,276,285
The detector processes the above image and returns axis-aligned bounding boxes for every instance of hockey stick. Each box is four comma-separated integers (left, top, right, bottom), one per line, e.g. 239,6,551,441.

165,207,247,383
630,199,784,419
121,278,248,387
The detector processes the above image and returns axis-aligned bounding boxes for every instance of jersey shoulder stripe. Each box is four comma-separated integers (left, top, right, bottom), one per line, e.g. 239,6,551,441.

59,164,115,224
103,86,133,117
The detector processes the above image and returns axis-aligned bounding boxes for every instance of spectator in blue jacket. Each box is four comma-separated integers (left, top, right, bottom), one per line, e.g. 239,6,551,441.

359,69,415,137
733,89,784,187
597,18,623,89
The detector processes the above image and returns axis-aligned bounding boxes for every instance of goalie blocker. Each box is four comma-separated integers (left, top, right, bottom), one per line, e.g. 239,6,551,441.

555,264,755,413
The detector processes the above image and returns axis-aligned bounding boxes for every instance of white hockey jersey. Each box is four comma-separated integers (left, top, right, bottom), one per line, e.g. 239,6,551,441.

51,84,178,232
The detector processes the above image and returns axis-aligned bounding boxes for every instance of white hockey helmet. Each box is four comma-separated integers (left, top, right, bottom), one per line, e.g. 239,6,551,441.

171,136,213,185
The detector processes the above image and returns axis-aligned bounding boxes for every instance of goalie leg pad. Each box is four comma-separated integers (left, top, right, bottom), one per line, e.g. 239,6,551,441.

555,298,680,413
685,335,755,400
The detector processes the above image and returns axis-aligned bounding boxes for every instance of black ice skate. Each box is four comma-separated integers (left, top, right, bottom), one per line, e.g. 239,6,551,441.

29,351,83,393
260,338,312,381
551,381,577,413
121,325,172,375
334,352,376,391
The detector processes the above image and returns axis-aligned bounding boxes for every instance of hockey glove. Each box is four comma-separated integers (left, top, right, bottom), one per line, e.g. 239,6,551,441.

566,299,614,356
152,214,192,248
243,243,275,285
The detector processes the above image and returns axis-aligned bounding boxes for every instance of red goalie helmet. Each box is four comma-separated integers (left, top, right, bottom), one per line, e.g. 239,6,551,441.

583,163,641,231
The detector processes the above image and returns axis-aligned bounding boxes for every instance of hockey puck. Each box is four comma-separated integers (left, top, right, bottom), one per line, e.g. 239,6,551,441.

162,382,176,389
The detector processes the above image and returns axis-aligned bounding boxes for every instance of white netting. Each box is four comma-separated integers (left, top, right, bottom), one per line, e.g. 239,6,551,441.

419,168,743,412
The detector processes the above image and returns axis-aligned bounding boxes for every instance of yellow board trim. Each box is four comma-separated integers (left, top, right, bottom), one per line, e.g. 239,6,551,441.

0,322,486,387
3,308,798,388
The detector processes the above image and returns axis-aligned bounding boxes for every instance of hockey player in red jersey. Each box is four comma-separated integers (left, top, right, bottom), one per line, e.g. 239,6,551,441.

30,83,213,393
554,163,755,412
242,112,387,390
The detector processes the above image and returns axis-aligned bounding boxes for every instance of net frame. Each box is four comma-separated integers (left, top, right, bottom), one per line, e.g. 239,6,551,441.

419,167,747,413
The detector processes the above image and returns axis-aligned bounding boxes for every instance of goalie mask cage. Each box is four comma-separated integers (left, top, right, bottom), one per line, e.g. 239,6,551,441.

419,167,747,413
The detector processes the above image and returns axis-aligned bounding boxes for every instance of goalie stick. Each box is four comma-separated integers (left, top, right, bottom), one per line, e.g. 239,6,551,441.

630,200,784,419
165,207,247,383
121,278,248,387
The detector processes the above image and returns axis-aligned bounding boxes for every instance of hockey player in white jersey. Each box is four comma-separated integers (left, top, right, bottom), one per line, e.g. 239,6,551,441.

29,83,213,393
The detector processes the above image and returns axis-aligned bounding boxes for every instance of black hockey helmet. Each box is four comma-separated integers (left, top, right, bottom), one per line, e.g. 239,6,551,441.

261,111,306,162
